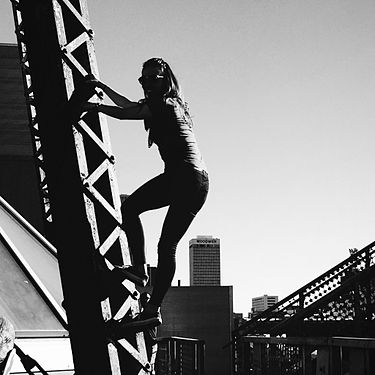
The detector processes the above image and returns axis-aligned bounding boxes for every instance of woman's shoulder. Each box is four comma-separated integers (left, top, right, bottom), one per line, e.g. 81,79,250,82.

142,97,187,121
141,96,181,107
165,97,180,107
165,97,189,116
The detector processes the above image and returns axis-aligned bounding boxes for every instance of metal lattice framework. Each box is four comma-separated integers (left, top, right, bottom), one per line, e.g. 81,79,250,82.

321,282,374,321
231,242,375,374
231,241,375,374
11,0,153,373
294,266,375,323
11,0,52,225
234,240,375,338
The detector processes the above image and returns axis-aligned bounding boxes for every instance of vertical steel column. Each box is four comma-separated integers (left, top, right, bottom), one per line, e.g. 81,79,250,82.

11,0,153,373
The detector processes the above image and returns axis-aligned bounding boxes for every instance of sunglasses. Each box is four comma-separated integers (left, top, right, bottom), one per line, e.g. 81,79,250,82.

138,74,164,85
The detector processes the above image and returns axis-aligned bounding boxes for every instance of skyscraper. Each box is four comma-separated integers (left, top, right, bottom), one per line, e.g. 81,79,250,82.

189,235,220,286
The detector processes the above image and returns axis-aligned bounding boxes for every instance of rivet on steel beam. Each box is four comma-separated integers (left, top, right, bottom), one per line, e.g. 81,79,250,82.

109,155,115,164
131,290,139,300
144,363,151,371
61,48,67,55
87,29,94,38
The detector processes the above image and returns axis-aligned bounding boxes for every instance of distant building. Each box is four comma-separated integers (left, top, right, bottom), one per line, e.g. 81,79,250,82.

189,235,220,286
251,294,278,316
233,312,246,329
0,43,44,233
153,285,233,375
141,236,231,374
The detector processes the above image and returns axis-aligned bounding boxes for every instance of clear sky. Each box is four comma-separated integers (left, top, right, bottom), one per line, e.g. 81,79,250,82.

1,0,375,315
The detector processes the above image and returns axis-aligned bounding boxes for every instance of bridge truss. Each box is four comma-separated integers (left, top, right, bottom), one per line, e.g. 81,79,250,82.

11,0,154,373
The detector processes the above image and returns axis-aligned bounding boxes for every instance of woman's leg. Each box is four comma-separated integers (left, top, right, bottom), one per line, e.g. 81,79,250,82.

115,169,209,331
149,208,196,307
121,173,171,266
149,169,209,307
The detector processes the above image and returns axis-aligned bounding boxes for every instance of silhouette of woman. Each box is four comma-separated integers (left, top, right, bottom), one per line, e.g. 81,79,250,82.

84,58,209,331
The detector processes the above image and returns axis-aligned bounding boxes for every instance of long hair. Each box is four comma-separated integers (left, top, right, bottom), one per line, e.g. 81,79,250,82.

142,58,192,138
142,58,184,104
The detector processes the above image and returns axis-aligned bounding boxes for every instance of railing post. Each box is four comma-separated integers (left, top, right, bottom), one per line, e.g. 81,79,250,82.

171,339,178,375
253,342,262,375
269,343,278,375
232,333,238,375
177,340,182,375
330,345,341,375
199,341,205,375
240,338,250,375
302,344,315,375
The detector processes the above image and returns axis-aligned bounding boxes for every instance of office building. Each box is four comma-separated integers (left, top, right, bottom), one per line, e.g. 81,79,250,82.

146,285,233,375
189,235,220,286
252,294,279,314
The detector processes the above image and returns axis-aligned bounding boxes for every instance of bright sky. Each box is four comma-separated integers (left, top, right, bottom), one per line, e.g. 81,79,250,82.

1,0,375,315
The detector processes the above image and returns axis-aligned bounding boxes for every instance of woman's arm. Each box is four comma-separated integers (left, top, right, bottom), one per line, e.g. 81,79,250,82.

86,77,137,109
83,102,151,120
101,85,139,109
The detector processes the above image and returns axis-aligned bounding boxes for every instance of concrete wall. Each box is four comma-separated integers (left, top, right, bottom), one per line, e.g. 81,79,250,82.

155,286,233,375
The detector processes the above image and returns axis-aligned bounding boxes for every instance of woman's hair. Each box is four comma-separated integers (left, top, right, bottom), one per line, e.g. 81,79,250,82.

142,58,183,103
142,58,192,127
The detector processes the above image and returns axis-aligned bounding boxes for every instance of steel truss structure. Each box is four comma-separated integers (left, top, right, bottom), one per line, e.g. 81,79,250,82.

232,241,375,374
11,0,155,373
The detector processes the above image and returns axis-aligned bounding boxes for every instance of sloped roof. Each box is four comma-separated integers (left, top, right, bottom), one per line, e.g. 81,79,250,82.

0,195,67,334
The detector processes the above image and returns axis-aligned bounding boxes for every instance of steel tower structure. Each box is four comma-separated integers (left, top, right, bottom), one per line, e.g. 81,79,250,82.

10,0,155,373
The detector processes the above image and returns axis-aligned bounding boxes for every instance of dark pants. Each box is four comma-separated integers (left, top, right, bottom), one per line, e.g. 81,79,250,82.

121,165,209,307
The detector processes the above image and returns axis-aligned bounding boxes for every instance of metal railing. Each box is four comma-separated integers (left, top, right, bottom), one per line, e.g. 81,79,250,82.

156,336,205,375
237,336,375,375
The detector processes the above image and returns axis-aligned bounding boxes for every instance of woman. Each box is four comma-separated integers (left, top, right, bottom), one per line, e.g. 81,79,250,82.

84,58,209,332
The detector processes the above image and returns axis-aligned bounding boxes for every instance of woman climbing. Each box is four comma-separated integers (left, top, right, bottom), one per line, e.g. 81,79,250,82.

83,58,209,332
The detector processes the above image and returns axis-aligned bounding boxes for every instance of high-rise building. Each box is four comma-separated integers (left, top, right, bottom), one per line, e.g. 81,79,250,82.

251,294,278,315
189,235,220,286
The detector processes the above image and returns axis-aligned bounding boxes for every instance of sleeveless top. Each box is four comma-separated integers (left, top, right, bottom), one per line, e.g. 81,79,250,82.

142,97,207,173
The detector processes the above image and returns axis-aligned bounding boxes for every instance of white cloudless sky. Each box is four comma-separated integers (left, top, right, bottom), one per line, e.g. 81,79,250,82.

1,0,375,314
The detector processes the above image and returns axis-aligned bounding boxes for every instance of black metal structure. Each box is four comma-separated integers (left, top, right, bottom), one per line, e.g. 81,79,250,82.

10,0,154,373
231,241,375,374
240,336,375,375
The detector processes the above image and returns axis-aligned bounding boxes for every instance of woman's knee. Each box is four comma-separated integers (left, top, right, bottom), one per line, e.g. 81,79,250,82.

121,197,139,219
157,238,178,261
